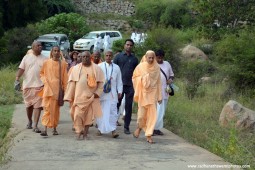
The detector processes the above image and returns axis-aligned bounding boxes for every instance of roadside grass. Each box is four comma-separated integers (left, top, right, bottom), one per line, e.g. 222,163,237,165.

0,65,22,164
0,64,23,105
0,105,14,164
165,79,255,169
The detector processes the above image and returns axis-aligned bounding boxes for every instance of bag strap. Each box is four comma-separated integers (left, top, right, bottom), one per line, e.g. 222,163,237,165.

59,60,62,90
105,62,113,80
160,68,168,81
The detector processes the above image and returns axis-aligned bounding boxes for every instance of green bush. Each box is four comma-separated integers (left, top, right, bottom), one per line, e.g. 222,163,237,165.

181,61,214,99
136,27,182,74
214,28,255,91
112,39,126,54
35,13,90,45
160,0,194,28
135,0,193,28
0,25,39,64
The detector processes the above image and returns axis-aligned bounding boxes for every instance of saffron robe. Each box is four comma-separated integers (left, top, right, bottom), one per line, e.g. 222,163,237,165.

40,59,68,128
64,63,105,133
132,54,162,136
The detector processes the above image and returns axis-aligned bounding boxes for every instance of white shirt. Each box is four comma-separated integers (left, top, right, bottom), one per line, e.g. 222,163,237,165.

98,62,123,102
94,37,101,49
159,61,174,99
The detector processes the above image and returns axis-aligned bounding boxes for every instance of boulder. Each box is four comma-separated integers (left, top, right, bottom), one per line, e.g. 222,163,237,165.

219,100,255,130
181,45,208,61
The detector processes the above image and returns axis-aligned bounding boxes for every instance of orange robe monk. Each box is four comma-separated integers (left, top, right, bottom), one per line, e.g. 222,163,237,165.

91,52,103,64
132,50,162,144
64,54,105,140
40,46,68,136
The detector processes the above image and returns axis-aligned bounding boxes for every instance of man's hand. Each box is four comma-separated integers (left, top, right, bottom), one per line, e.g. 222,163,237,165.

94,93,99,98
118,93,122,99
14,80,21,91
158,100,162,104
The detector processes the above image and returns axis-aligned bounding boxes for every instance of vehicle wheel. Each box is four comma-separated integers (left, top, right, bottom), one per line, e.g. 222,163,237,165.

90,46,94,54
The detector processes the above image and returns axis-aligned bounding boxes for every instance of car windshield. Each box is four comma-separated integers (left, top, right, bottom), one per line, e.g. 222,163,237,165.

82,33,97,39
39,41,58,51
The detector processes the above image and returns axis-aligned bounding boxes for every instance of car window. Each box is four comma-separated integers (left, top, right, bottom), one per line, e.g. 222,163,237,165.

82,33,97,39
109,32,114,38
40,41,58,51
113,32,120,37
100,33,105,39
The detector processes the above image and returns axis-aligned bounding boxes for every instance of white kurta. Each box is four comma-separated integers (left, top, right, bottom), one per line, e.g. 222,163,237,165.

97,62,123,133
94,37,101,51
103,35,110,50
155,61,174,130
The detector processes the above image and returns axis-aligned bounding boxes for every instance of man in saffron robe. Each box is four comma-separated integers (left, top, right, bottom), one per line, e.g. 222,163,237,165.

64,51,105,140
91,50,103,64
15,41,46,133
132,50,162,144
40,46,68,136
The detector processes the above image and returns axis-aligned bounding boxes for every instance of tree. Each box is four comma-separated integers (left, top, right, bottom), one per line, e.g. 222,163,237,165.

1,0,47,30
192,0,255,29
160,0,194,28
35,13,90,44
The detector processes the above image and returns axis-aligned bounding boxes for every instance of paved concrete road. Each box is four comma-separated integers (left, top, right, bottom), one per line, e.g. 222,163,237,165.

1,104,237,170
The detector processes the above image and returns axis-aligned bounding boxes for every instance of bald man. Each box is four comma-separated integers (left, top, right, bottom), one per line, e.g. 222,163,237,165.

64,51,105,140
15,41,47,133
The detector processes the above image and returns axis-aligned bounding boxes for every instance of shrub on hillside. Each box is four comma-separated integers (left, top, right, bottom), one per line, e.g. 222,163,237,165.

0,25,39,64
214,28,255,91
138,28,182,74
181,61,214,99
135,0,194,28
35,13,90,45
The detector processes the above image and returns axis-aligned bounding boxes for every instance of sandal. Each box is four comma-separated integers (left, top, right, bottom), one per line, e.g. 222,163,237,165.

146,136,155,144
76,132,83,140
40,131,48,136
52,130,59,135
26,122,32,129
33,127,41,133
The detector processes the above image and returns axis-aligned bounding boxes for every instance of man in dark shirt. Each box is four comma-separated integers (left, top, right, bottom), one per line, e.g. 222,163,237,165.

113,39,138,134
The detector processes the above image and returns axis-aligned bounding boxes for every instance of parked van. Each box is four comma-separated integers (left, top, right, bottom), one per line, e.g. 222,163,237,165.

35,34,70,58
73,30,122,52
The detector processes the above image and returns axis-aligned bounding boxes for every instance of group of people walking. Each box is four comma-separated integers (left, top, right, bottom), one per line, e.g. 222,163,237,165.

15,38,174,144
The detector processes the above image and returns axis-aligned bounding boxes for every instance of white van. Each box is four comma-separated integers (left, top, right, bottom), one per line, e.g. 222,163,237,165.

73,30,122,52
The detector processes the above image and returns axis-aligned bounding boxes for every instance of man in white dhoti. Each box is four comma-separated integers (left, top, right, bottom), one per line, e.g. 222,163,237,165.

103,34,110,51
94,34,101,52
154,49,174,136
97,50,123,138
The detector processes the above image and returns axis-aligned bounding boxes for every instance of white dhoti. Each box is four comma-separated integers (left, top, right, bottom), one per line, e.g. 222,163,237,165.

155,99,168,130
118,94,126,116
97,100,118,134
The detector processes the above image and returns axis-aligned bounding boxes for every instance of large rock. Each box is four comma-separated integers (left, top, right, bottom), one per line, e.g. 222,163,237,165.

181,45,208,61
219,100,255,130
